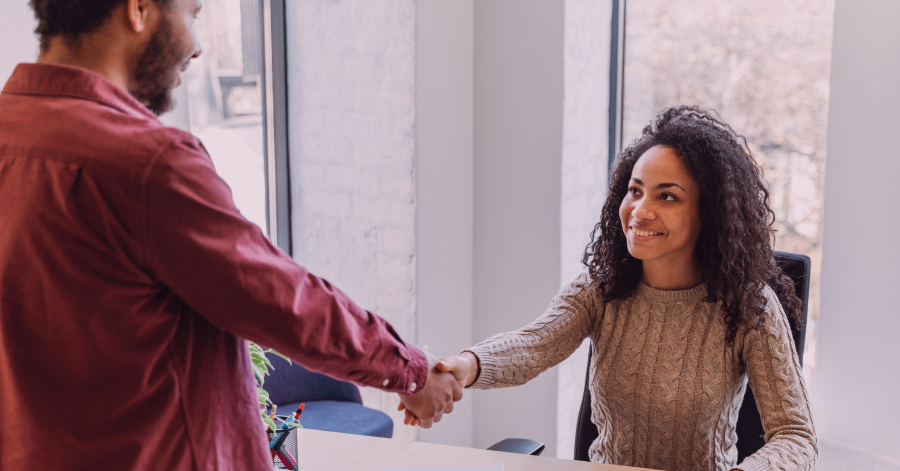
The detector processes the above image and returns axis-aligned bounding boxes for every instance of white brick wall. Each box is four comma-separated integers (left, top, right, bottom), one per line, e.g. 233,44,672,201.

285,0,418,441
557,0,612,459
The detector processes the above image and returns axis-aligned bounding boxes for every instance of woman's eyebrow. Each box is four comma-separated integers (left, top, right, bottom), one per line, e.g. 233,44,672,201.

631,178,686,192
655,182,686,192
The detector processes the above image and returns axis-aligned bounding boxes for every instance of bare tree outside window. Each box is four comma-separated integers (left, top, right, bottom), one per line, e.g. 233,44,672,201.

623,0,836,384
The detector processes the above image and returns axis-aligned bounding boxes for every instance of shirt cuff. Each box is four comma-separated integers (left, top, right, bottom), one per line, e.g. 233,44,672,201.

393,346,428,396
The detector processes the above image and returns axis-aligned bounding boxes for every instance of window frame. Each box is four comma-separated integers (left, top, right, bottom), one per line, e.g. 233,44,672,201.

261,0,292,255
607,0,627,173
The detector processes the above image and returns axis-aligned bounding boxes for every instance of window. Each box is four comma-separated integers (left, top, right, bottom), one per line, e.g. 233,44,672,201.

186,0,268,233
620,0,836,383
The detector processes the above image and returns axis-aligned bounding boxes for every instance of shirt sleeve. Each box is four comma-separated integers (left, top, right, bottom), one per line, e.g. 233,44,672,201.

463,272,602,389
141,135,427,395
736,286,818,471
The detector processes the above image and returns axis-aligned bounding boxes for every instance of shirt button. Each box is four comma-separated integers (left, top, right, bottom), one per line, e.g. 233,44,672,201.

410,382,417,392
382,379,390,387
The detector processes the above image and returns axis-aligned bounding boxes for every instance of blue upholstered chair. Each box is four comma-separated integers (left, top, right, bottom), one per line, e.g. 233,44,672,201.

263,353,394,438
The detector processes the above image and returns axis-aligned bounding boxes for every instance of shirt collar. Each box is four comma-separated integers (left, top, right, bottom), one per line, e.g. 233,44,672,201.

1,63,159,121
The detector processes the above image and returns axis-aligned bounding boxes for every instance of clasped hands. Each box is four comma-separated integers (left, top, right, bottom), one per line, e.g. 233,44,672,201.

397,349,479,428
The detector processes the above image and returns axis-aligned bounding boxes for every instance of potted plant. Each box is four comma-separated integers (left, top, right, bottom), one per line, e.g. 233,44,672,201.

249,341,291,430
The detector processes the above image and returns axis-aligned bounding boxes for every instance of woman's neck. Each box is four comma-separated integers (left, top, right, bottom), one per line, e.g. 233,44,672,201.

641,256,704,291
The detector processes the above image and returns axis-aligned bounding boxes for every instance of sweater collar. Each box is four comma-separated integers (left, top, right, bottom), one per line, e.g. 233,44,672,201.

635,281,708,301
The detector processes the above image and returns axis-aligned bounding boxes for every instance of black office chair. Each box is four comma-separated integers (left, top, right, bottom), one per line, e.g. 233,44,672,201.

488,251,811,463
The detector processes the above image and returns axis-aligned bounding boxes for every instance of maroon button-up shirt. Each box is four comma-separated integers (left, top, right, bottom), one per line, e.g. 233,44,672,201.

0,63,427,471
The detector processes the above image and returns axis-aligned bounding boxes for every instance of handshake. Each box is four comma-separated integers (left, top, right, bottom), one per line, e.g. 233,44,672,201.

396,348,480,428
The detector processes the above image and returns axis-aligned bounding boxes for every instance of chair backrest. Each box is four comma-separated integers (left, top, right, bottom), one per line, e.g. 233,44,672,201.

263,353,363,407
573,251,811,462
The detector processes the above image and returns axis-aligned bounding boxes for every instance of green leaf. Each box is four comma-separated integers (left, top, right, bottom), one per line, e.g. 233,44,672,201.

253,357,270,373
262,413,276,431
258,354,274,370
253,363,266,387
266,349,291,364
249,341,287,430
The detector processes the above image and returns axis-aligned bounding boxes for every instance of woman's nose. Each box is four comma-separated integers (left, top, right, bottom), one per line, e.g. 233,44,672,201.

632,197,655,220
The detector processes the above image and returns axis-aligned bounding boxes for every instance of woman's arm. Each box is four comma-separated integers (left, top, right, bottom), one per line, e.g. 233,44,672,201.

457,273,604,390
737,286,818,471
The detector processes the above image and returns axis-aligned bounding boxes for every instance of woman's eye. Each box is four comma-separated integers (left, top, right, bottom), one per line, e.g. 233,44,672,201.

629,187,640,195
661,193,676,201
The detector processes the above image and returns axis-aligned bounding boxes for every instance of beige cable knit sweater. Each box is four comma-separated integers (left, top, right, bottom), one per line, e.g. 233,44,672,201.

465,273,817,471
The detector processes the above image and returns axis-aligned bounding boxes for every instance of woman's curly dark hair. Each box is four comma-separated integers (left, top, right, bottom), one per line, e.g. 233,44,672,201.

583,105,803,343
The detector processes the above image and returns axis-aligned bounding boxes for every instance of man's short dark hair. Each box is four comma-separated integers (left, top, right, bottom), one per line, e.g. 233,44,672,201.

30,0,171,51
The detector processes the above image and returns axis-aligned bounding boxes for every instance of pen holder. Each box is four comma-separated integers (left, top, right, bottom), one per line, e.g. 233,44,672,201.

267,416,301,470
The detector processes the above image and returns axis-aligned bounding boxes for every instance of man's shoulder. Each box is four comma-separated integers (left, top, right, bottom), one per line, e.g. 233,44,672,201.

143,126,214,177
1,92,206,175
85,111,207,173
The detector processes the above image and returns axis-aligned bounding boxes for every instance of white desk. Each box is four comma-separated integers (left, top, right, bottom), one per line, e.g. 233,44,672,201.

291,429,660,471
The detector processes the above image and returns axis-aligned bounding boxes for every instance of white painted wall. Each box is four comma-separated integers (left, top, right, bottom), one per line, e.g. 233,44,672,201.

0,2,38,84
416,0,475,448
556,0,612,458
814,0,900,467
417,1,613,455
472,0,564,457
285,0,419,442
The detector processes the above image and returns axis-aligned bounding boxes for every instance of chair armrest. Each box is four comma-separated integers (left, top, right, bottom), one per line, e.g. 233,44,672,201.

486,438,545,456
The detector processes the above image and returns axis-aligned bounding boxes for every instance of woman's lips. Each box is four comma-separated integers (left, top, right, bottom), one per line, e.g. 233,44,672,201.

630,226,664,241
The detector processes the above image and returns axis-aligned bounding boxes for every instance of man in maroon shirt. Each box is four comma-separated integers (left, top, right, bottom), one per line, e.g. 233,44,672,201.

0,0,462,469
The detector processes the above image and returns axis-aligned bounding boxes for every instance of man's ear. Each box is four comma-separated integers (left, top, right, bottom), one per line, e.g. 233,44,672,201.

126,0,153,33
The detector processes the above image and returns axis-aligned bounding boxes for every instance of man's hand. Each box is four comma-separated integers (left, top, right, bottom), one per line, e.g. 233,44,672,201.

435,352,479,389
397,347,463,428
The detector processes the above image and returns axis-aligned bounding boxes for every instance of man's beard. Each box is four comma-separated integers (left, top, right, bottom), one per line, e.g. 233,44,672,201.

129,17,185,116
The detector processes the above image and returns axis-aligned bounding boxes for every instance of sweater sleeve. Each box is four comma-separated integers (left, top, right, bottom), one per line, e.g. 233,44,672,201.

463,273,603,389
736,286,818,471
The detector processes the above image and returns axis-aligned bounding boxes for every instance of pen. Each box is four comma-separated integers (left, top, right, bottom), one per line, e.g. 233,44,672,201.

268,429,297,469
280,403,305,429
268,404,305,449
267,411,300,470
276,448,298,470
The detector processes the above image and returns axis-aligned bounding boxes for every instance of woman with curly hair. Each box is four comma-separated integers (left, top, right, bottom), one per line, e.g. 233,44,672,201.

430,106,817,471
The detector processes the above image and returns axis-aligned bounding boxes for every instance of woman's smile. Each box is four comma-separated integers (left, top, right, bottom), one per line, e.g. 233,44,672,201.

629,225,665,241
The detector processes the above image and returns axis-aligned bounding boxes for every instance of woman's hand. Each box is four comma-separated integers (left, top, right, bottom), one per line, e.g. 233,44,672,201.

397,345,463,428
398,352,479,427
436,352,479,389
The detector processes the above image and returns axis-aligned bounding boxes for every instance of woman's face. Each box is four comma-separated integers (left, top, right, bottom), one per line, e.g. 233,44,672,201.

619,145,703,266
